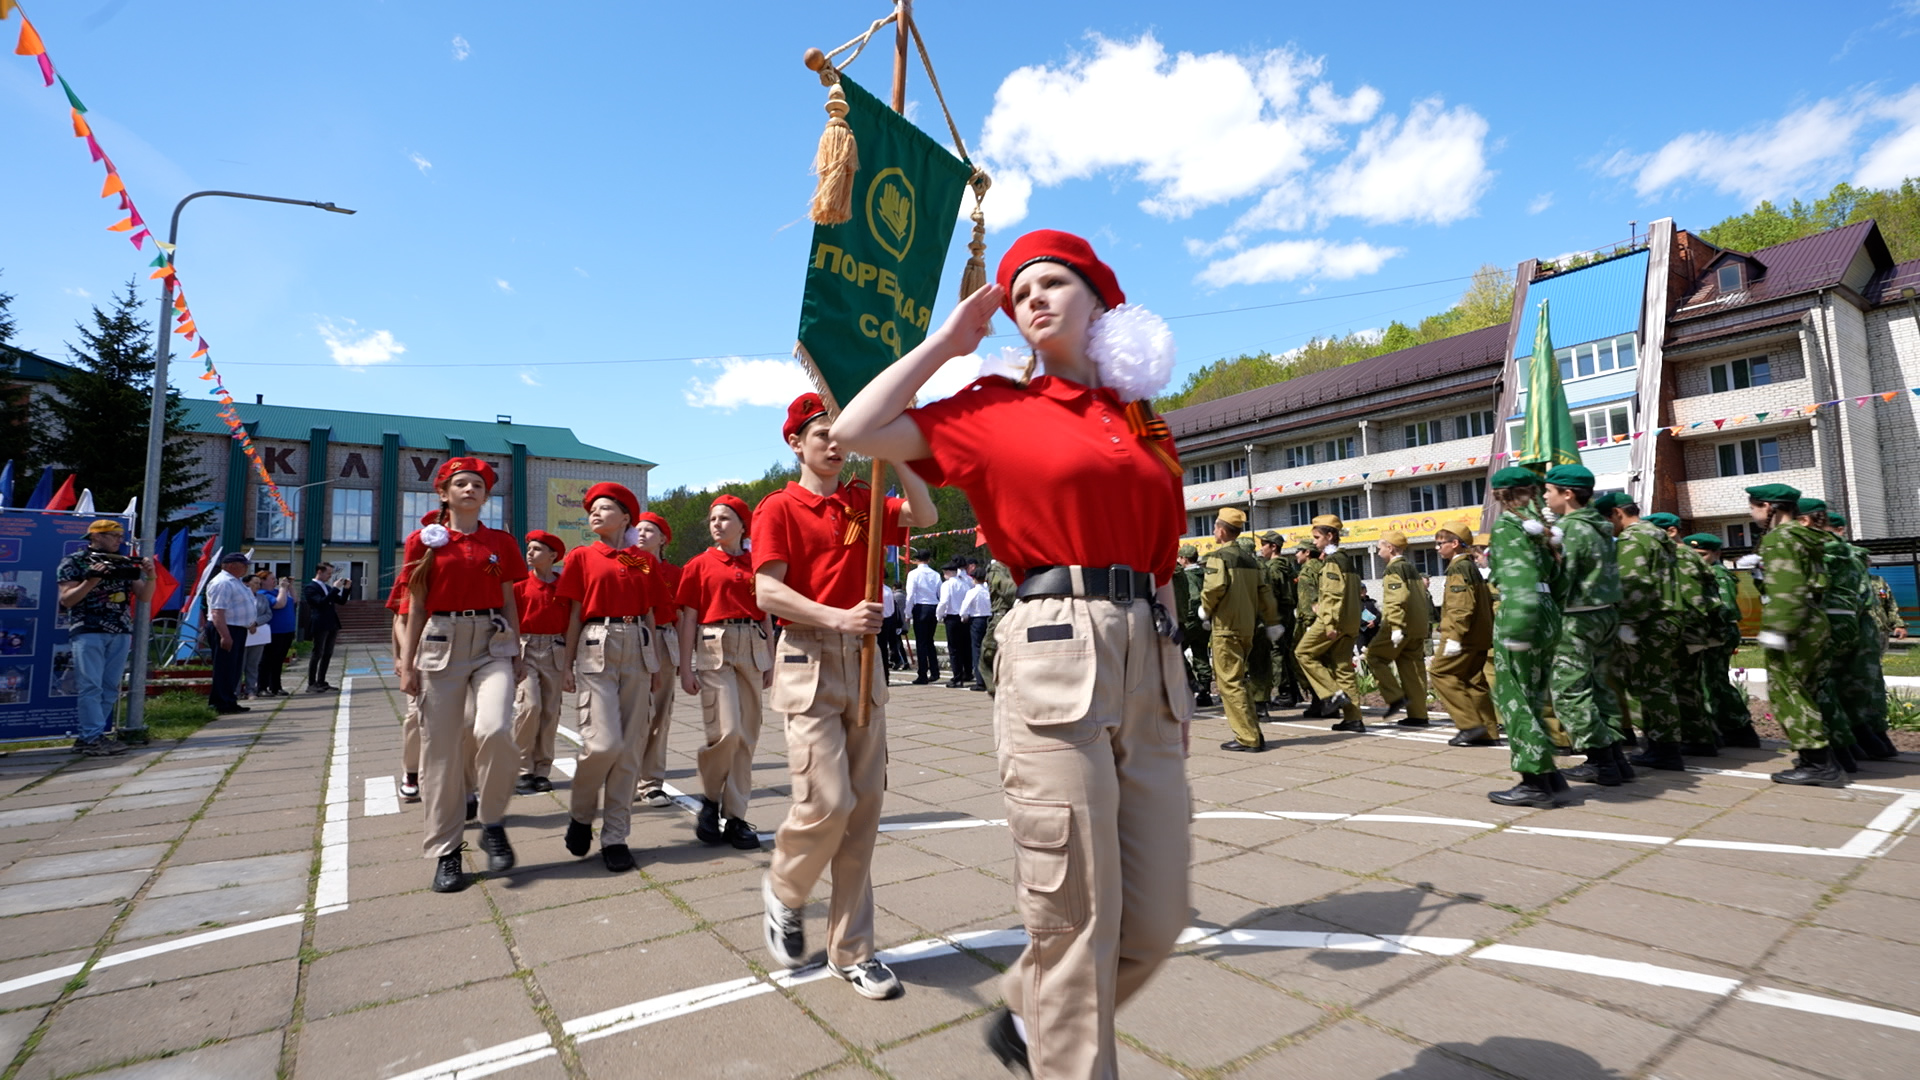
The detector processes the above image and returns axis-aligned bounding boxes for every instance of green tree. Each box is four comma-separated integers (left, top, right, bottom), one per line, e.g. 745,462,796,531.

37,281,211,529
1701,178,1920,262
0,271,49,499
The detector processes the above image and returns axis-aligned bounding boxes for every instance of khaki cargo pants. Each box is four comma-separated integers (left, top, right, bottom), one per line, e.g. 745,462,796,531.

767,625,888,969
1363,630,1429,719
403,690,477,788
994,595,1192,1080
1295,621,1361,722
513,635,567,778
570,621,657,846
416,613,518,858
636,628,681,801
694,622,772,818
1429,647,1498,736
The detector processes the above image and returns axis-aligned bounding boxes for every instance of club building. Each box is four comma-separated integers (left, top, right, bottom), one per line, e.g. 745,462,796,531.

1169,216,1920,595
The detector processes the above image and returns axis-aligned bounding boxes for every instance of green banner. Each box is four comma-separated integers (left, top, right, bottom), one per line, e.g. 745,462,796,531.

796,75,971,411
1518,298,1582,469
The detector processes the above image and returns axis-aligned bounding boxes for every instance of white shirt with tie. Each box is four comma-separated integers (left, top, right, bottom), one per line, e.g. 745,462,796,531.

906,563,940,607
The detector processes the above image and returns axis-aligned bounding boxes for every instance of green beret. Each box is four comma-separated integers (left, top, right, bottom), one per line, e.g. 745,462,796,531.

1543,463,1595,488
1490,466,1541,490
1643,512,1681,529
1682,533,1723,549
1828,511,1847,528
1178,544,1198,560
1745,483,1800,503
1795,497,1827,516
1592,492,1632,513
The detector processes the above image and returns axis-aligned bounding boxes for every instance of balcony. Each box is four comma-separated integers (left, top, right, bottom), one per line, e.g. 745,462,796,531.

1668,378,1815,434
1676,467,1821,519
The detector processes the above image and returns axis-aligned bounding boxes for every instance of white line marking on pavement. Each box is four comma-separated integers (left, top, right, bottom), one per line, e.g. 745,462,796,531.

0,912,308,998
315,677,354,914
1735,985,1920,1033
363,775,400,817
383,1032,558,1080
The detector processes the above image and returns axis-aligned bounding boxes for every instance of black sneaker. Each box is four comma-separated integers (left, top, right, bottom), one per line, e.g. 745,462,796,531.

602,843,636,873
1331,717,1367,733
1396,717,1431,728
985,1008,1031,1077
432,845,468,893
465,794,479,822
480,825,515,872
514,774,539,795
528,775,554,793
73,736,128,757
725,817,762,850
828,957,903,1000
695,798,726,845
565,818,593,857
400,774,421,801
762,873,806,969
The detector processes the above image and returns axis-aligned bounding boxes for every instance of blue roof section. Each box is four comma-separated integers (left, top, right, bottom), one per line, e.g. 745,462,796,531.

1514,250,1650,358
176,399,653,466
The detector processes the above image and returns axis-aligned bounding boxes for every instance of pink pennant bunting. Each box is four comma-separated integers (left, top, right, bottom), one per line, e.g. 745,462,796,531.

128,230,148,250
86,134,103,162
36,54,53,86
1855,397,1868,408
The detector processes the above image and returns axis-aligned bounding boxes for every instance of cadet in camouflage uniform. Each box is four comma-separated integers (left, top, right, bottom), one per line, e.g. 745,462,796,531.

1365,530,1431,726
1647,512,1722,754
1683,534,1761,747
1746,484,1843,786
976,557,1017,696
1487,468,1566,807
1429,519,1498,744
1295,515,1365,732
1597,494,1688,771
1541,465,1634,785
1819,510,1897,761
1203,507,1281,751
1245,534,1276,718
1291,540,1328,717
1268,536,1305,706
1869,573,1907,648
1179,546,1212,707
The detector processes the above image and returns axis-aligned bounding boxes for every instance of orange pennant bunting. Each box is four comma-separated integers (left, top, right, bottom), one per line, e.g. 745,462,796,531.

176,320,196,336
71,108,89,138
107,217,135,232
148,265,174,280
100,172,124,198
15,16,45,57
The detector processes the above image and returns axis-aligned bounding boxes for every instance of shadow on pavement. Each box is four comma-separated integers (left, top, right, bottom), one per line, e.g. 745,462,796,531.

1378,1037,1622,1079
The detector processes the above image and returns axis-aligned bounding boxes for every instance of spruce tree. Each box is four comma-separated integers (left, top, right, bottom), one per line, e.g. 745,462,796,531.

37,280,211,530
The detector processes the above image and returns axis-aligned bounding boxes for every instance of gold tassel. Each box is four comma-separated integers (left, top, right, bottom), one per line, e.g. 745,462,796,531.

958,172,991,300
809,83,857,226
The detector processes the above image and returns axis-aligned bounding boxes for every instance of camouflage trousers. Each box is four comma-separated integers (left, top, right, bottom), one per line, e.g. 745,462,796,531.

1275,617,1305,698
1184,618,1211,692
979,610,1006,695
1494,635,1556,776
1765,616,1831,749
1701,637,1749,737
1550,609,1624,750
1857,615,1891,736
1615,619,1686,744
1818,611,1869,747
1249,624,1274,704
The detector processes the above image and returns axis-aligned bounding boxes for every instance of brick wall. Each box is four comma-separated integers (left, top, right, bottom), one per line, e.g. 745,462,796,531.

1868,304,1920,534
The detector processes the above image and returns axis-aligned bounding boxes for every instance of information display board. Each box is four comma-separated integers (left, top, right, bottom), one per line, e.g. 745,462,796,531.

0,510,136,743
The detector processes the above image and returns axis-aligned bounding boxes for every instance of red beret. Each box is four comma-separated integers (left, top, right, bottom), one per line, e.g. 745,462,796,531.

582,482,639,523
436,456,497,491
711,494,751,537
995,229,1124,319
524,529,566,556
783,392,830,442
635,512,672,544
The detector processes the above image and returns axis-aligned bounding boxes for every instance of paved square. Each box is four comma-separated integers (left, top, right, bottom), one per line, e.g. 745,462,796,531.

2,643,1918,1079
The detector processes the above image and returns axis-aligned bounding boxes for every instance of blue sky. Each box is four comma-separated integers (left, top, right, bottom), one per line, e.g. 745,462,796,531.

5,1,1919,493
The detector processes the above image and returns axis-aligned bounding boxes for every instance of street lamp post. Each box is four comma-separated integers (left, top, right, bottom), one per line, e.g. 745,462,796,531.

125,191,354,733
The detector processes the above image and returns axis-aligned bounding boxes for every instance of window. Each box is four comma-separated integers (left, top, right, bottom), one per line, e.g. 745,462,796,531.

481,495,505,531
1323,437,1354,461
1190,515,1214,536
1453,410,1496,440
1726,522,1755,548
330,489,373,543
1717,438,1780,477
1334,495,1361,521
402,491,439,526
1404,420,1444,447
1461,477,1487,506
1288,500,1322,527
1709,357,1772,393
1188,462,1218,485
255,486,299,542
1572,403,1632,445
1716,264,1742,292
1283,445,1315,470
1408,484,1449,513
1224,458,1248,479
1408,548,1443,577
1547,333,1638,381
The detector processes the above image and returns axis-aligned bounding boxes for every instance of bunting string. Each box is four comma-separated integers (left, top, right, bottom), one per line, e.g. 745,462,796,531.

8,3,292,518
1185,383,1920,507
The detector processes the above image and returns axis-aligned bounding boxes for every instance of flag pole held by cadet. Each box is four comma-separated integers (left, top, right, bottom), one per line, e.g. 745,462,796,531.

1517,298,1583,474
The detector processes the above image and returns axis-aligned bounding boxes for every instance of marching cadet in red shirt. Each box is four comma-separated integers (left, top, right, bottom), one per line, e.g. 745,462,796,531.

755,393,936,1001
556,482,667,873
512,531,570,795
396,459,530,894
837,231,1192,1078
633,511,682,809
387,574,423,802
675,493,773,850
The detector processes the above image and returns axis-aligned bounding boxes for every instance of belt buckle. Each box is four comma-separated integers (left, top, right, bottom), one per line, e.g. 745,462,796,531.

1109,564,1133,605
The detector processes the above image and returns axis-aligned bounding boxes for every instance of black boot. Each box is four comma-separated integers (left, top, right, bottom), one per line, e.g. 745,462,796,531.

1546,770,1570,794
1832,741,1860,774
1630,740,1687,771
480,825,515,873
1857,727,1900,761
1397,716,1431,728
1195,690,1213,708
1562,747,1622,786
1723,724,1762,749
431,845,468,893
1302,696,1328,719
1488,772,1563,808
565,818,593,857
985,1008,1031,1077
602,843,635,873
1609,740,1638,782
514,774,539,795
695,798,726,845
1772,747,1845,787
465,793,479,822
1448,726,1496,747
1383,698,1406,719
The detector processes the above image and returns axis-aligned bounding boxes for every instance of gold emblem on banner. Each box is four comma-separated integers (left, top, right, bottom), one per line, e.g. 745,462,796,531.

865,167,915,262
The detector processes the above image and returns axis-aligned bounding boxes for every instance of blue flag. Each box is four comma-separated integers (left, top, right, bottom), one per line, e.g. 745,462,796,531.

0,460,12,508
24,470,53,510
166,529,190,610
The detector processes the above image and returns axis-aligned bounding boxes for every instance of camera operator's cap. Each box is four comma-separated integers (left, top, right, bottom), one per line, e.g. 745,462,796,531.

1379,530,1408,547
1643,512,1682,529
1745,482,1800,504
1544,463,1595,488
1683,533,1723,550
86,519,124,534
1311,514,1342,530
435,456,497,492
783,393,830,442
1592,491,1633,513
1217,506,1246,528
1178,543,1198,560
220,551,249,565
1795,497,1828,515
1491,465,1541,490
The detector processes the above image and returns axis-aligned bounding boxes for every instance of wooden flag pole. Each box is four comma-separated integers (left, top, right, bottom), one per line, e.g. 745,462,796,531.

854,0,911,728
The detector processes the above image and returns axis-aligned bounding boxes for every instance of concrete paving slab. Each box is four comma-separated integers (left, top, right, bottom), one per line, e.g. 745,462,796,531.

304,922,516,1018
1544,881,1796,968
0,949,91,1010
0,1009,47,1071
0,843,169,885
168,823,312,865
77,921,302,998
0,802,87,828
0,869,147,917
116,877,308,940
0,903,120,963
17,960,296,1080
573,989,846,1079
146,852,309,898
1115,953,1324,1068
1239,1020,1490,1079
1761,925,1920,1009
310,884,493,952
1647,1037,1831,1080
292,977,543,1080
75,1030,285,1080
1610,850,1831,919
1693,996,1920,1080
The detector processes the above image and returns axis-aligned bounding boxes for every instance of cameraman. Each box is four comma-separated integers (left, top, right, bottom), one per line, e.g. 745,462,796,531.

302,562,350,692
56,520,154,755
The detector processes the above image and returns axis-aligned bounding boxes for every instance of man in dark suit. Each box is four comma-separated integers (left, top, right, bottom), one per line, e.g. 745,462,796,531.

303,562,350,692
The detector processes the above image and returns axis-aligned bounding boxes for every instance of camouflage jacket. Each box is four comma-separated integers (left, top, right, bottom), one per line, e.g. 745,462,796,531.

1756,522,1829,640
1180,563,1207,628
1264,556,1296,622
1379,556,1431,637
1312,547,1364,636
1295,558,1323,622
1615,520,1678,627
1438,553,1494,649
1822,541,1869,615
1709,564,1742,638
985,560,1017,618
1202,541,1278,635
1555,506,1621,610
1674,542,1721,643
1870,575,1901,639
1491,510,1556,645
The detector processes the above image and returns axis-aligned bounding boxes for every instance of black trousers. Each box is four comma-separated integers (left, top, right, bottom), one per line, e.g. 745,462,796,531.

880,614,908,668
912,604,940,680
209,633,244,710
968,616,990,685
259,632,293,694
944,614,974,683
307,626,339,687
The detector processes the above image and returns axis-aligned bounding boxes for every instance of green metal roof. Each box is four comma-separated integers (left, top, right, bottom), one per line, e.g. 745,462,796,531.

176,398,653,466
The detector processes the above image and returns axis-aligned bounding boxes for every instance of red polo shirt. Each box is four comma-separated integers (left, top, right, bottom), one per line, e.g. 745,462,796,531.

396,525,529,612
676,546,764,623
556,540,666,620
514,572,569,635
908,375,1183,585
650,559,683,626
385,577,409,616
752,479,904,619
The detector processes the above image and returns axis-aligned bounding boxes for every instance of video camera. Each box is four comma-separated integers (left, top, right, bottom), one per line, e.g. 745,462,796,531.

83,552,145,584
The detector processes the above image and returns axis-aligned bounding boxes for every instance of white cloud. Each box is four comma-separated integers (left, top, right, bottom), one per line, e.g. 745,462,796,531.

1196,239,1402,288
408,152,432,174
451,35,471,61
317,319,405,367
494,279,512,292
519,371,540,386
684,357,816,410
1857,86,1920,187
1528,192,1554,214
699,477,746,491
975,32,1491,251
573,266,589,277
64,286,90,298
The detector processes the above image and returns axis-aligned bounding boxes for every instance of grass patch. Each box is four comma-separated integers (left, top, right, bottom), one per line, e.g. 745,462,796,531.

1889,692,1920,733
124,691,219,742
1731,643,1920,677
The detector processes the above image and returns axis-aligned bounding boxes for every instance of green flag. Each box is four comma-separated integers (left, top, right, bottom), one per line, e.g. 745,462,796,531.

795,75,972,411
1518,298,1581,470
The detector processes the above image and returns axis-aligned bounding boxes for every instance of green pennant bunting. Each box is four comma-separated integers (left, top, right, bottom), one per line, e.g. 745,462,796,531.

58,75,86,114
148,253,166,268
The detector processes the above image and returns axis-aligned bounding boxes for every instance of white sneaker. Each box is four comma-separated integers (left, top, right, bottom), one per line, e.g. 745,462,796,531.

638,789,675,808
828,957,903,1000
762,874,806,969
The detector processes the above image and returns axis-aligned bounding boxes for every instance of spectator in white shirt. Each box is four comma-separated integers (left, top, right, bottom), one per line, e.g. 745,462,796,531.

879,583,909,671
906,550,942,684
961,576,992,691
205,553,258,714
937,560,975,687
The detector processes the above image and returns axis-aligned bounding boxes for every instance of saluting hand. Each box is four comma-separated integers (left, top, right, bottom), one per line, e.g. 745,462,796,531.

932,282,1004,358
